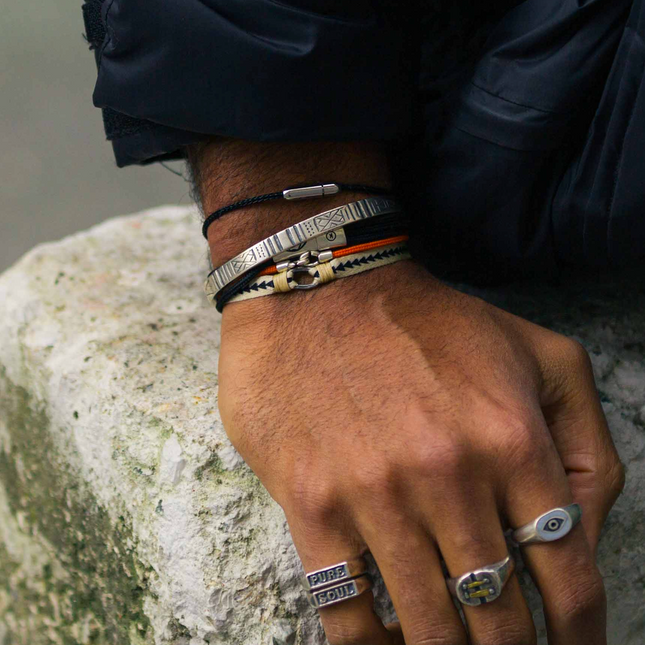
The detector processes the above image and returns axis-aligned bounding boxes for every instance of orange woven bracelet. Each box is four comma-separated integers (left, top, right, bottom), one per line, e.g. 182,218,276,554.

257,235,409,277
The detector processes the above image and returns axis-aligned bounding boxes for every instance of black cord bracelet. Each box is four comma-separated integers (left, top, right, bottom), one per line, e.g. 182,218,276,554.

202,182,394,239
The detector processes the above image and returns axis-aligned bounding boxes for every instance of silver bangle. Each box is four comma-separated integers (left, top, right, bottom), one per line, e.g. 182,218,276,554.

204,196,402,296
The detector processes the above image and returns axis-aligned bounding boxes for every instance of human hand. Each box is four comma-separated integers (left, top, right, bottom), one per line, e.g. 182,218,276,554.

217,258,624,645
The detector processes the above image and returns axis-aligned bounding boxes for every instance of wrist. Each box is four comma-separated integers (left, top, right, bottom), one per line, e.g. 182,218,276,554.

219,256,439,336
186,138,394,266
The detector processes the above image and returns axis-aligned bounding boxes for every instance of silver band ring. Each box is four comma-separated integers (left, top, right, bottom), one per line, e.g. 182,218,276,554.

302,557,368,591
446,556,515,606
303,557,368,592
308,575,372,609
512,503,582,545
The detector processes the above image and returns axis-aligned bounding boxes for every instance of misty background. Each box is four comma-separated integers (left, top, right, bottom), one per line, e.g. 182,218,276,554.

0,3,192,273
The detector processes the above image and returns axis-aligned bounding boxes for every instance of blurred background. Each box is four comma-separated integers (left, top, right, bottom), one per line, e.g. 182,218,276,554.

0,3,191,273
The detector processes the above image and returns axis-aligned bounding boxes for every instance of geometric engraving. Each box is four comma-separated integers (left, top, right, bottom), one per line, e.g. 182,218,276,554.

301,221,316,237
285,241,307,253
314,208,346,231
214,197,401,292
230,248,257,273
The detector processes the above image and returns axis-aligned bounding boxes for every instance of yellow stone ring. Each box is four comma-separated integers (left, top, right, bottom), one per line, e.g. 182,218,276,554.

446,556,515,606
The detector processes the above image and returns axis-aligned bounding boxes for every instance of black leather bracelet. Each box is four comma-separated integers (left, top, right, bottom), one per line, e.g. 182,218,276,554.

202,182,394,239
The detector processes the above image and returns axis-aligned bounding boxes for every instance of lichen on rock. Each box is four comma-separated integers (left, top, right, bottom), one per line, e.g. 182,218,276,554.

0,372,154,644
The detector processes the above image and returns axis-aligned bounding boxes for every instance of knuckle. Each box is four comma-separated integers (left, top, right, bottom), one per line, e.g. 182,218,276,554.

289,474,340,525
605,457,626,500
411,437,472,481
555,570,606,624
352,458,399,502
408,623,467,645
324,622,374,645
562,338,594,373
472,619,536,645
497,414,552,470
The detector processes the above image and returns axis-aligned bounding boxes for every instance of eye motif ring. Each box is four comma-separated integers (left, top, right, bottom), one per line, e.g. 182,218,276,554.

446,556,515,606
512,504,582,545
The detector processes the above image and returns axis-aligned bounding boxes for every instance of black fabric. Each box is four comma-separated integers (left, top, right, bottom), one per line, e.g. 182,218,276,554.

83,0,422,164
552,0,645,266
395,0,645,279
81,0,106,51
82,0,645,280
82,0,180,155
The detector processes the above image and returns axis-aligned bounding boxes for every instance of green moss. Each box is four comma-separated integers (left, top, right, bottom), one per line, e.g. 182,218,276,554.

167,619,191,639
0,370,155,644
0,541,20,582
194,453,224,481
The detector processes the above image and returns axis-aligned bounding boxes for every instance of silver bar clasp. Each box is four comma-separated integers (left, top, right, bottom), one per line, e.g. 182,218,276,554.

275,249,333,274
283,183,340,200
272,228,346,263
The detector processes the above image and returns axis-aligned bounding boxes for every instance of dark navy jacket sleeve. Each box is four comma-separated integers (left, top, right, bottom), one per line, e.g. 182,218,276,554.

82,0,422,167
411,0,643,277
82,0,644,274
452,0,632,152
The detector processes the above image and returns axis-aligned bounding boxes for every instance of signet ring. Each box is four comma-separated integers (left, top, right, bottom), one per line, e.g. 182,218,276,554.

446,555,515,606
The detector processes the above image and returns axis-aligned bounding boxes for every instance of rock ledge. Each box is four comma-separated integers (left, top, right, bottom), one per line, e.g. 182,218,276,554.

0,206,643,644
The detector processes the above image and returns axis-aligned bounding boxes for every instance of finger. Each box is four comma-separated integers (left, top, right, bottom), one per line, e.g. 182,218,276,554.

431,484,536,645
504,423,607,645
537,336,625,549
358,511,468,645
385,622,406,644
287,511,395,645
318,590,394,645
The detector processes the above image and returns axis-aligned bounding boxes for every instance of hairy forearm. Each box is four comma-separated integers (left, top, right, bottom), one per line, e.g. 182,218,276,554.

186,138,394,266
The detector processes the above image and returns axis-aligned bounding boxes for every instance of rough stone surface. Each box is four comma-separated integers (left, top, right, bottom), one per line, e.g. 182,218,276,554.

0,206,643,644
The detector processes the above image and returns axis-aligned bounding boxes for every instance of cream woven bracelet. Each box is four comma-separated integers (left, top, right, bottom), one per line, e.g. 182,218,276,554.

224,241,411,305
